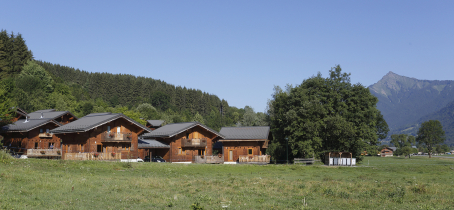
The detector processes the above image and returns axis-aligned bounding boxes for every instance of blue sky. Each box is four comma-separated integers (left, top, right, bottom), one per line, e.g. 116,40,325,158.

3,1,453,112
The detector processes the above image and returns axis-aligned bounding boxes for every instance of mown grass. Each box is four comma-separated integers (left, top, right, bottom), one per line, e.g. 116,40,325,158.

1,155,454,209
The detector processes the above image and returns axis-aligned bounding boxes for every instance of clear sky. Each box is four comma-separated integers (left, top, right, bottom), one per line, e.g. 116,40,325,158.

2,1,453,112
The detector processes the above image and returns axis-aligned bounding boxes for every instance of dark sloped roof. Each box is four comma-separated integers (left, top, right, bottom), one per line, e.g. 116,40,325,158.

219,126,270,140
50,113,152,134
27,110,77,120
147,120,164,127
2,119,62,132
138,139,170,148
141,122,223,138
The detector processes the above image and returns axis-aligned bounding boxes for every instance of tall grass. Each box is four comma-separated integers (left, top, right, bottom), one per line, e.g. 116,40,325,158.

0,156,453,209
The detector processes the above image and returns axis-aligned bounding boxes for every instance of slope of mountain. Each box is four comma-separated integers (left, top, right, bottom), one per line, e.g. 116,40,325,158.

394,100,454,145
369,72,454,130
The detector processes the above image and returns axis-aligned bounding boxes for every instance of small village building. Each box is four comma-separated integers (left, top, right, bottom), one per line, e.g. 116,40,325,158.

146,120,164,131
1,109,78,158
50,113,151,160
140,122,223,163
324,151,356,166
380,147,395,157
218,126,271,164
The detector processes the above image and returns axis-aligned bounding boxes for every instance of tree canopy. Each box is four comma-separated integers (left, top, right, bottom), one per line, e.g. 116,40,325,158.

416,120,445,158
267,65,388,162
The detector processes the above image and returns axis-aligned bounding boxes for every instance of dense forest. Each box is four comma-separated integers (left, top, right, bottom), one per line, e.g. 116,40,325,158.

0,30,267,130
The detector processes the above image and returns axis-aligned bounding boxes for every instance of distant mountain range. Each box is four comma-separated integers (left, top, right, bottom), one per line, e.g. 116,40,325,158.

369,72,454,145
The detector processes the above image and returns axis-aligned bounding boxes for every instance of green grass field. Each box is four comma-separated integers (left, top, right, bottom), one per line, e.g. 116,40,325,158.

1,154,454,209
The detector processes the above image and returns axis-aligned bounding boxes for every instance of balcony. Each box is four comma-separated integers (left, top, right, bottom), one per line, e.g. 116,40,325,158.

181,137,207,147
101,132,133,142
38,133,53,138
238,155,270,164
27,149,61,157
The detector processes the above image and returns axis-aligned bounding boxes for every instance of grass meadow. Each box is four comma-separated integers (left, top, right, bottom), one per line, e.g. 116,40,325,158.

1,154,454,209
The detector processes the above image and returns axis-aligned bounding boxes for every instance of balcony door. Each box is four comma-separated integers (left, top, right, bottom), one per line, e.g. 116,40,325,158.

228,150,233,161
117,126,121,133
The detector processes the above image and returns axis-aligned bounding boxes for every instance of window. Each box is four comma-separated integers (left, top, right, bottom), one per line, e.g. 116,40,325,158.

248,149,253,155
46,129,49,133
49,142,54,149
97,145,102,153
40,129,43,133
107,126,111,133
117,126,121,133
122,144,130,151
186,133,189,139
178,147,182,155
35,142,39,149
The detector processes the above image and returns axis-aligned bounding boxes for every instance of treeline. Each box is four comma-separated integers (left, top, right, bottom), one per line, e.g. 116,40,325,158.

0,30,268,131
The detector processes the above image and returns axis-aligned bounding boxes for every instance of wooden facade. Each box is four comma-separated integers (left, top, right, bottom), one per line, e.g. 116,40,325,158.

3,121,62,156
141,123,223,163
56,118,145,160
221,141,268,163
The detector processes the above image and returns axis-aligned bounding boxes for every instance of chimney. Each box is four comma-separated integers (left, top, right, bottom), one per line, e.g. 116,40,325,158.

24,116,29,123
40,112,43,118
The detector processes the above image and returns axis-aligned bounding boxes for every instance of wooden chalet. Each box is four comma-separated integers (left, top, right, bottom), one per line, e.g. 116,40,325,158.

218,126,271,164
50,113,152,161
1,109,78,158
146,120,164,131
380,147,395,157
140,122,223,163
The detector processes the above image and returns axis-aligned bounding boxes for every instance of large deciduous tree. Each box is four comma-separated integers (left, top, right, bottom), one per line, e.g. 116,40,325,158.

267,65,388,162
416,120,445,158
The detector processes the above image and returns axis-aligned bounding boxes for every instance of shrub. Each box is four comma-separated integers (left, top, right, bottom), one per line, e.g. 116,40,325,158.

0,149,14,161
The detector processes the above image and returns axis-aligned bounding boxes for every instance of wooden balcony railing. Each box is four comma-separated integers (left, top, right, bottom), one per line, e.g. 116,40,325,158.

27,149,61,157
63,152,122,161
101,132,133,142
38,133,53,138
181,137,207,147
193,155,224,164
239,155,270,163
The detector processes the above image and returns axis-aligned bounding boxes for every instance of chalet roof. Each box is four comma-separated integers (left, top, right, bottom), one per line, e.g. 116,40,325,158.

1,118,62,132
50,112,152,134
138,138,170,148
219,126,270,140
147,120,164,127
27,110,77,120
141,122,223,138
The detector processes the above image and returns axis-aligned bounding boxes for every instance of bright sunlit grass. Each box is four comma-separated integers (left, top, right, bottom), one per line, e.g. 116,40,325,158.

0,155,454,209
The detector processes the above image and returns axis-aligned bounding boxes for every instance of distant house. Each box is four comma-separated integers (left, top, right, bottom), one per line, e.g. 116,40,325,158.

50,113,152,160
381,147,395,157
140,122,223,163
218,126,271,164
1,109,78,157
146,120,164,131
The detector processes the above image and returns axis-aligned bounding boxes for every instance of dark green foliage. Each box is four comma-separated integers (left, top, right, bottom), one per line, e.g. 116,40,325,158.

267,65,388,162
416,120,445,158
0,30,33,78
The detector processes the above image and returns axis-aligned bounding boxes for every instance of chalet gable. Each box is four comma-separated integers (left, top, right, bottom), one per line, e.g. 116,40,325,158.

50,112,152,134
141,122,223,139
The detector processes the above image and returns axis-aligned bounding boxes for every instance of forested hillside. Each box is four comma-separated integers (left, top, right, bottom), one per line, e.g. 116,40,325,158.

394,101,454,146
0,30,268,131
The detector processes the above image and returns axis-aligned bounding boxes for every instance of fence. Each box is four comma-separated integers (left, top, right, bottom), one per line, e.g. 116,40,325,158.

238,155,270,163
193,155,224,164
27,149,61,157
64,152,122,161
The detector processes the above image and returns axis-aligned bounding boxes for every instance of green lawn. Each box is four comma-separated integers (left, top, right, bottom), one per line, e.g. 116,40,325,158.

1,155,454,209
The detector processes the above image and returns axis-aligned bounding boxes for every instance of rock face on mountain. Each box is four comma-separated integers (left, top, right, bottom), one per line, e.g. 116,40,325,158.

369,72,454,137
